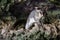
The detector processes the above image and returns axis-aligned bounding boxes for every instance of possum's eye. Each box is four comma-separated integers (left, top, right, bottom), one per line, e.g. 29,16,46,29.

37,8,41,10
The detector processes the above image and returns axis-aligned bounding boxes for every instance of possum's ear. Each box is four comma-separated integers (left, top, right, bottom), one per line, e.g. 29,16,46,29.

40,10,43,15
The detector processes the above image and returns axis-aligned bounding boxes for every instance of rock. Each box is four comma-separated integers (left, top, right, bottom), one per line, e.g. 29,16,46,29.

14,28,24,36
50,24,57,38
29,26,40,33
9,30,14,35
43,24,51,37
57,25,60,31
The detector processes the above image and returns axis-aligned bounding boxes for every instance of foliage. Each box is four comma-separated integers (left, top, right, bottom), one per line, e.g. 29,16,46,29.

49,0,60,5
0,0,60,40
44,10,60,24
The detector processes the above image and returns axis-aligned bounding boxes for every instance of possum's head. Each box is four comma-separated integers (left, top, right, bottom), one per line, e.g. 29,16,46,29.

35,7,43,15
35,7,41,12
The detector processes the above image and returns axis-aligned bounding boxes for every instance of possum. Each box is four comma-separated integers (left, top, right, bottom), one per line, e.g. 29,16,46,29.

25,7,43,30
